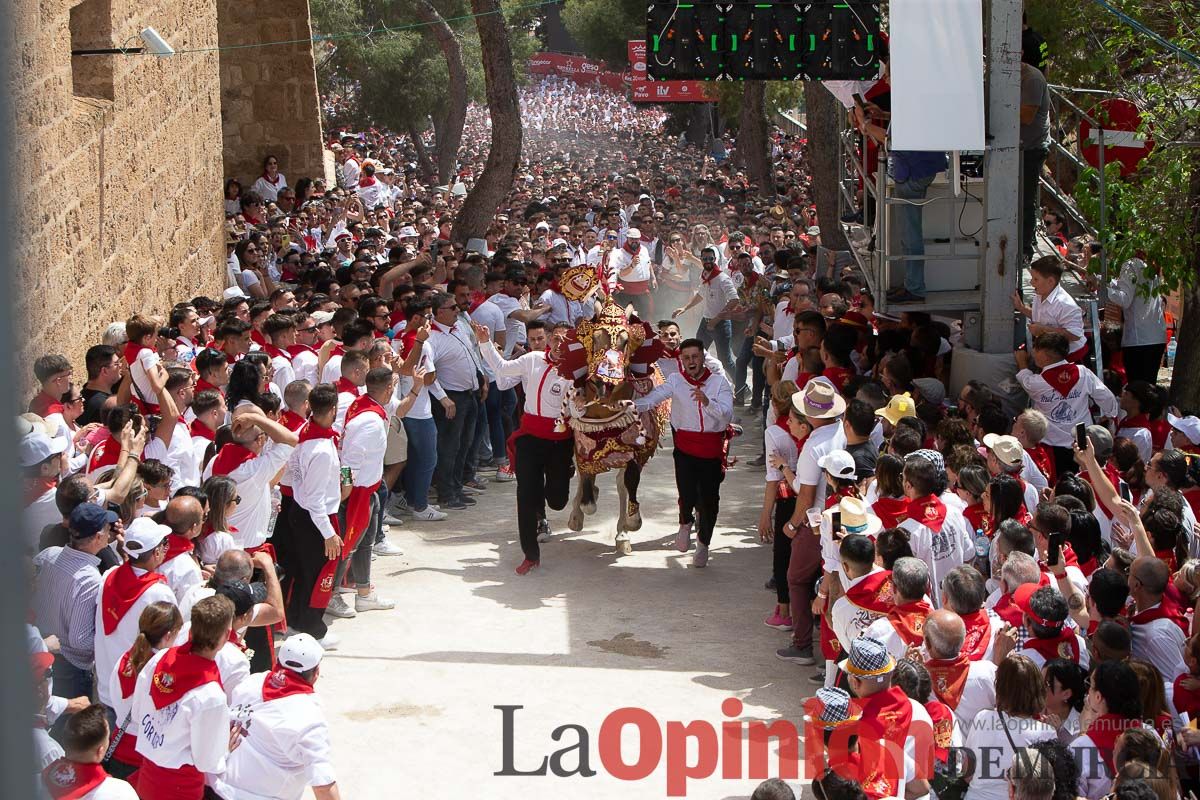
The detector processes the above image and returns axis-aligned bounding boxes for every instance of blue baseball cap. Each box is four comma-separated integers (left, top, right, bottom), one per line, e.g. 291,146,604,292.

68,502,118,539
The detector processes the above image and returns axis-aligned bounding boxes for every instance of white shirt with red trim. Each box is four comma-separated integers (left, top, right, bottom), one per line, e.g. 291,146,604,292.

268,352,295,397
1015,360,1118,448
899,499,975,608
634,370,733,434
159,551,203,605
608,243,652,287
320,355,343,385
213,672,335,800
204,440,293,550
131,648,229,773
334,383,362,431
479,344,570,421
129,348,161,409
93,567,176,708
341,398,390,488
285,437,341,540
290,348,319,387
771,298,795,340
655,350,725,380
175,622,251,703
1130,603,1188,688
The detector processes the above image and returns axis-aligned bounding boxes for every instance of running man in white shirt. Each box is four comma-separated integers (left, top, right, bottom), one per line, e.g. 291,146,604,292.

634,338,734,568
671,246,738,377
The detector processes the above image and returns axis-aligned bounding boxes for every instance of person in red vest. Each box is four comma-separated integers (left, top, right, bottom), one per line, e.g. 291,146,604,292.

475,320,575,575
838,636,934,800
861,556,931,663
93,518,177,713
634,338,735,569
327,366,397,617
41,703,137,799
131,595,234,799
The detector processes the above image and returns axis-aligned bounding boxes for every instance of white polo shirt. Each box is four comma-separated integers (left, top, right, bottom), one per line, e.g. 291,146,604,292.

131,648,229,773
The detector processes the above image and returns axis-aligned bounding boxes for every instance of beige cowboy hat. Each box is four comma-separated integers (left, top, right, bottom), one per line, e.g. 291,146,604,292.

823,496,884,538
982,433,1024,467
790,377,846,420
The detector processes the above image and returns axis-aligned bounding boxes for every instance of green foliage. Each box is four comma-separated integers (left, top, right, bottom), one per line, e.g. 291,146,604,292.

709,81,804,130
560,0,644,66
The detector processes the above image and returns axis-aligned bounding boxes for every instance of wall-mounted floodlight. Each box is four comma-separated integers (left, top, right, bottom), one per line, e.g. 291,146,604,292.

72,27,174,56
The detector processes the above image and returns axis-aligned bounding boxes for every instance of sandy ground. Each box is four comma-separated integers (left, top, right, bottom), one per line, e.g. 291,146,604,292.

312,402,819,799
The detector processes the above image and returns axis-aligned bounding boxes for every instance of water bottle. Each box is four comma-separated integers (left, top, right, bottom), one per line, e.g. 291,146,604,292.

973,528,989,560
1168,339,1178,368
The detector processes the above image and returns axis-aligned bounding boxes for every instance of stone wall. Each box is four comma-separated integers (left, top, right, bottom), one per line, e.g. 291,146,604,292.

10,0,227,395
218,0,326,189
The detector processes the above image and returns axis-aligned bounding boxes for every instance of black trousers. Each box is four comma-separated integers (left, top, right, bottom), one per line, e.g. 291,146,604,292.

1122,343,1166,386
773,496,797,605
274,495,329,640
1051,445,1077,480
674,448,725,546
515,434,575,562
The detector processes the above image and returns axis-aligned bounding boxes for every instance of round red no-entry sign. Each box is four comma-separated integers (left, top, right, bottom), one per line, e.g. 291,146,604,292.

1079,97,1154,177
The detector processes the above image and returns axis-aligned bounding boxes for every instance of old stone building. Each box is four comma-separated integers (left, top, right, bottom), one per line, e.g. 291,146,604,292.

10,0,324,387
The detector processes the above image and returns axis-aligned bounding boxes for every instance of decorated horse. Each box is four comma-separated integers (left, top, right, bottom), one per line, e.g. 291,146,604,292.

552,272,669,554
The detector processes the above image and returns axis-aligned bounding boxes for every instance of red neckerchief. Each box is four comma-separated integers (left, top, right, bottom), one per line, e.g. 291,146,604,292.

960,610,993,660
162,533,194,563
872,497,910,530
825,483,861,510
1040,363,1080,398
925,654,971,709
701,267,721,284
262,668,316,701
329,344,346,358
287,343,316,359
845,570,895,615
1121,413,1151,431
1039,542,1080,572
261,172,280,186
887,599,933,646
195,378,219,395
123,342,149,366
1084,714,1143,771
1155,548,1179,572
344,393,387,429
29,392,65,418
223,348,241,366
1173,673,1200,720
299,421,339,446
189,419,215,441
963,503,988,534
281,410,307,432
25,476,57,507
1022,626,1081,663
87,433,120,475
680,367,712,387
211,442,257,477
1079,556,1099,578
41,758,108,800
1130,600,1190,635
264,343,287,361
906,494,947,533
250,329,268,349
116,647,140,700
857,686,915,800
335,377,362,397
358,175,376,187
1149,419,1172,450
822,366,852,393
100,563,167,635
993,573,1053,626
148,642,222,709
1028,444,1057,485
228,629,248,654
926,700,955,762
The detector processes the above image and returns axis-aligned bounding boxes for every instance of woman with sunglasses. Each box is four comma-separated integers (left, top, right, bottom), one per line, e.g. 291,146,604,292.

197,475,240,565
1073,660,1144,800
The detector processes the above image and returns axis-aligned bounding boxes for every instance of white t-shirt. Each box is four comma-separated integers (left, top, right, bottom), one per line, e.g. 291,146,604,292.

93,567,177,708
485,295,526,357
793,420,848,509
963,711,1057,800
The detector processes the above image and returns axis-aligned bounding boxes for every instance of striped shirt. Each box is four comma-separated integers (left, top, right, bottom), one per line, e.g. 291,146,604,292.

32,545,102,669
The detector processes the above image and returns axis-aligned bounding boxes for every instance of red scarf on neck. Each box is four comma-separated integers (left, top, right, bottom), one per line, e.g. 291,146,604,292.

123,342,149,367
1121,413,1151,431
262,171,280,186
1027,444,1056,485
963,503,988,534
925,654,971,709
1040,363,1080,398
115,648,139,700
1022,626,1081,663
872,496,910,530
263,343,287,361
100,563,166,635
887,599,933,646
41,758,108,799
25,476,57,507
1084,714,1143,771
335,377,362,397
344,394,386,429
29,391,65,418
701,267,722,284
281,410,307,432
262,668,316,701
926,700,955,762
1130,600,1190,636
299,421,339,446
287,343,316,359
195,377,219,395
210,442,257,477
162,533,194,563
993,573,1053,626
906,494,947,533
822,365,852,393
857,686,915,800
959,610,994,661
189,419,215,441
149,642,222,709
845,570,895,615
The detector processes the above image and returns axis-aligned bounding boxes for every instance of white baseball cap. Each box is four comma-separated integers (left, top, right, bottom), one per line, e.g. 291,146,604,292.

278,632,324,671
550,238,569,250
625,227,642,239
817,449,857,480
18,431,68,467
535,221,550,231
223,286,249,301
396,226,419,238
1168,413,1200,446
124,518,171,557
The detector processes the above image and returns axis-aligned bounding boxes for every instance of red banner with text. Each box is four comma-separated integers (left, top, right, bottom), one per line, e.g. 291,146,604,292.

627,40,712,103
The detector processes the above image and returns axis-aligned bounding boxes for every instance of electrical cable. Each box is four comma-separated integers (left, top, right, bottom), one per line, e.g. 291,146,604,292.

1088,0,1200,69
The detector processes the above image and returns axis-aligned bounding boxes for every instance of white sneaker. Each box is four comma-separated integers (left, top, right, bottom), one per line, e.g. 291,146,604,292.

692,543,709,568
675,523,693,553
373,539,403,556
388,494,412,516
325,595,357,619
318,632,340,651
537,518,552,543
382,511,404,526
355,592,396,612
413,506,448,521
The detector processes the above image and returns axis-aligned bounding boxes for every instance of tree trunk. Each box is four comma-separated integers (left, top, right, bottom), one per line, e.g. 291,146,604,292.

737,82,772,198
452,0,522,246
1169,145,1200,410
803,81,850,251
408,124,435,182
413,0,467,186
685,104,710,147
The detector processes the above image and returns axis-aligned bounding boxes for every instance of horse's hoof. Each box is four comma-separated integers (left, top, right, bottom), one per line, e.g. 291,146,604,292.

626,502,642,531
615,535,632,555
567,510,584,532
582,500,597,516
